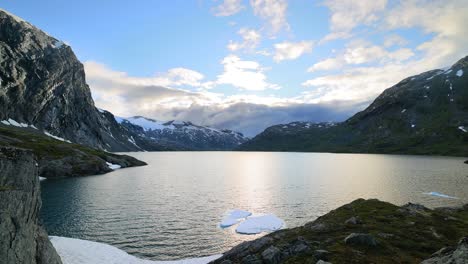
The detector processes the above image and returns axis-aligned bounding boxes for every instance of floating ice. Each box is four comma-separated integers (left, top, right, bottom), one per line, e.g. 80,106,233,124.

236,214,284,234
220,209,252,228
50,236,221,264
456,69,463,77
106,162,122,170
424,192,458,199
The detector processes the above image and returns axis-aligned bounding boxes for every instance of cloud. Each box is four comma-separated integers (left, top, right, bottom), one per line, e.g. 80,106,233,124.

322,0,387,41
227,28,261,52
216,55,280,90
307,57,343,72
250,0,289,35
212,0,245,16
84,61,362,136
383,34,408,48
273,41,313,62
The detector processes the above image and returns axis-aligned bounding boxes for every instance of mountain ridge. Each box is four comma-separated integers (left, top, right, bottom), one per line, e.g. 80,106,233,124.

239,56,468,156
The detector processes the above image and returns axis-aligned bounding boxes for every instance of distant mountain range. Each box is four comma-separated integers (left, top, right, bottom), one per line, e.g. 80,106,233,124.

0,9,246,152
116,116,248,150
240,56,468,156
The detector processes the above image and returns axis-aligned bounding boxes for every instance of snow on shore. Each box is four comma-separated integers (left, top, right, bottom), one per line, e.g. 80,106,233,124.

50,236,221,264
106,162,122,170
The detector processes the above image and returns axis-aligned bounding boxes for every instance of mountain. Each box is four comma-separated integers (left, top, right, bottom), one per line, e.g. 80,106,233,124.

0,9,168,152
116,116,249,150
0,9,246,152
240,56,468,156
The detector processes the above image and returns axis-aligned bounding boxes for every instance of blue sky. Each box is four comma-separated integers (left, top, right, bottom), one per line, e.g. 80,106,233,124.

2,0,468,136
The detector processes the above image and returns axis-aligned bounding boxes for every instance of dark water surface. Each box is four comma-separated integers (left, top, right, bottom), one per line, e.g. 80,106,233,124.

40,152,468,260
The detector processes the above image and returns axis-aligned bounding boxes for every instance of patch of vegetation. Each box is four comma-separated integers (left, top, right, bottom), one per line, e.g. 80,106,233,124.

214,199,468,264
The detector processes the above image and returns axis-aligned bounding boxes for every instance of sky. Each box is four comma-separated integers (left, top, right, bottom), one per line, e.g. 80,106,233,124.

2,0,468,136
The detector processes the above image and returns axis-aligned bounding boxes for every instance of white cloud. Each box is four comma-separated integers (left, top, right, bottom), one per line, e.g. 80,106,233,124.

250,0,289,35
216,55,280,90
212,0,245,16
322,0,387,41
227,28,261,52
273,41,313,62
384,34,408,48
307,58,343,72
84,61,358,136
84,62,207,88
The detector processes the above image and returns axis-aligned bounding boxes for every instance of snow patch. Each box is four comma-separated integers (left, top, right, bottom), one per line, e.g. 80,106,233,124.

220,209,252,228
235,214,284,234
44,132,72,143
39,176,47,181
456,69,463,77
411,124,415,128
458,126,467,133
401,109,406,113
49,236,221,264
424,192,458,199
106,162,122,170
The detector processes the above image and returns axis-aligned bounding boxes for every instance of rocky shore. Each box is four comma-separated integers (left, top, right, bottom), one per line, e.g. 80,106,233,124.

211,199,468,264
0,147,62,263
0,125,146,178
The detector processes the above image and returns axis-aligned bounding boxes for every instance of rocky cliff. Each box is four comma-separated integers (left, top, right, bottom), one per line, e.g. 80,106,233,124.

0,147,62,263
0,9,168,152
240,56,468,156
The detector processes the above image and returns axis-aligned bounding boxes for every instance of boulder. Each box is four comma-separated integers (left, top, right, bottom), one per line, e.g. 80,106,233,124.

344,233,378,247
421,237,468,263
261,246,281,264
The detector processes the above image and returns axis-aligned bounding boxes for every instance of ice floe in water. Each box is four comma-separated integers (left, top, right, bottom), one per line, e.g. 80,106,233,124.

50,236,221,264
235,214,284,234
106,162,122,170
220,209,251,228
424,192,458,199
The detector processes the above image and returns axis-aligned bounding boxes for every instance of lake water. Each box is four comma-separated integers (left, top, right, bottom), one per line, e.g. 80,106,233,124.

40,152,468,261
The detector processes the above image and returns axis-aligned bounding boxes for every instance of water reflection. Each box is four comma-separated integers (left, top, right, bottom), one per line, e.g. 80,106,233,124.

41,152,467,261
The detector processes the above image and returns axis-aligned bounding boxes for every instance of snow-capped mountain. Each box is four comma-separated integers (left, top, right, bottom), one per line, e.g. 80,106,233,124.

117,116,249,150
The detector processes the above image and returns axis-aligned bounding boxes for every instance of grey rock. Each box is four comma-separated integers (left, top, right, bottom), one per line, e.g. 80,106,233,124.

398,203,430,216
0,147,62,264
249,237,274,252
290,240,311,254
261,246,281,264
344,233,378,247
241,254,262,264
345,216,362,225
316,260,332,264
421,237,468,264
314,249,331,260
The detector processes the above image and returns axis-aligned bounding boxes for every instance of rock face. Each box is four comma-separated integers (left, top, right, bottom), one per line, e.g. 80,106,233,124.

211,199,468,264
240,56,468,156
117,116,249,150
0,9,168,152
422,237,468,264
0,147,62,263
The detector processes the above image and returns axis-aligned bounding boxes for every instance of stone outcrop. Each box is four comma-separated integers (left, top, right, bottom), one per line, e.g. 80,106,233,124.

211,199,468,264
0,147,62,263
